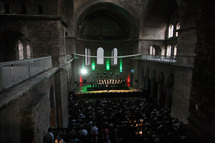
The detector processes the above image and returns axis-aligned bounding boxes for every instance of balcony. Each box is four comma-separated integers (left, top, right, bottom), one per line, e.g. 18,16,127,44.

141,55,176,63
140,55,194,68
0,56,52,91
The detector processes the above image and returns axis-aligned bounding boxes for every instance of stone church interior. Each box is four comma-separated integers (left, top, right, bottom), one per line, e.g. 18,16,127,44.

0,0,214,143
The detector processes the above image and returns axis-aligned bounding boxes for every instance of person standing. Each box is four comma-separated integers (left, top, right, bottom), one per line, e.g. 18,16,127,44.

44,128,55,143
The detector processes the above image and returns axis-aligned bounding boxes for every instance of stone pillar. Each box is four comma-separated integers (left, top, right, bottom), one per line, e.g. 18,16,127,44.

157,72,164,104
157,83,161,103
165,86,169,108
150,79,154,98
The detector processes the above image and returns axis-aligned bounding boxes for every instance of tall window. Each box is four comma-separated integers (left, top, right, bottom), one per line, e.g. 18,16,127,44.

18,40,24,60
85,48,91,65
97,47,104,64
26,42,31,59
149,46,155,55
168,24,174,38
161,48,165,56
166,45,172,57
176,22,180,37
174,45,177,58
111,48,118,65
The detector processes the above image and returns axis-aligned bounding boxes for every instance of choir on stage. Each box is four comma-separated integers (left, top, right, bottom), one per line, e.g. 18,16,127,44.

90,79,127,90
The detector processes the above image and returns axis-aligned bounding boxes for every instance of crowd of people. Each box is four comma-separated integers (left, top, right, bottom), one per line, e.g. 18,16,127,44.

48,96,187,143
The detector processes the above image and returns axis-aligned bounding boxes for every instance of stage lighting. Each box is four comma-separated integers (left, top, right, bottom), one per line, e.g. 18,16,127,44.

80,68,87,75
92,62,95,70
120,59,123,72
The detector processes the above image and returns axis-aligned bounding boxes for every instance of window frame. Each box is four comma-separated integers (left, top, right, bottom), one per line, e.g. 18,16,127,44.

149,46,155,56
111,48,118,65
97,47,104,65
168,24,174,38
166,45,172,57
176,22,180,37
85,48,91,65
18,40,24,60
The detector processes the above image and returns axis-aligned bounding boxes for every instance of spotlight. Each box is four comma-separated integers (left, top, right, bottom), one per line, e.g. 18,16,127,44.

80,68,87,75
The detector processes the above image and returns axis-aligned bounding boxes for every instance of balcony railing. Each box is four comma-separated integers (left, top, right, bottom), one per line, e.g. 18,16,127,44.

0,56,52,91
140,54,194,68
141,55,176,63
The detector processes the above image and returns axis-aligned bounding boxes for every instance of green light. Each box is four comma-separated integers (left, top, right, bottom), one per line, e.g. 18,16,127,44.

92,58,95,70
106,59,110,70
82,58,85,68
120,59,122,72
92,61,95,70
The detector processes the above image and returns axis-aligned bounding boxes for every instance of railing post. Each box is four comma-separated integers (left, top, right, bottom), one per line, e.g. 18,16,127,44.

28,61,31,78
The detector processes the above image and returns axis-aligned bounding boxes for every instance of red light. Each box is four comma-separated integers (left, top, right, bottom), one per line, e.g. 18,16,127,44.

127,74,130,83
80,76,82,83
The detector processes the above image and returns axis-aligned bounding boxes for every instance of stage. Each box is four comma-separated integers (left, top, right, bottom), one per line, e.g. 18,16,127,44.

71,83,149,99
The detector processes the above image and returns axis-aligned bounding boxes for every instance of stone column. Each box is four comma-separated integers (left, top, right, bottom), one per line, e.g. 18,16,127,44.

165,86,169,108
157,83,161,104
150,79,154,98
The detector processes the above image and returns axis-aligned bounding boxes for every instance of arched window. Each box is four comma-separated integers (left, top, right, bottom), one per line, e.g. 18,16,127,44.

97,47,104,64
174,45,177,58
149,46,155,55
168,24,174,38
161,48,165,56
166,45,172,57
26,42,31,59
176,22,180,37
21,5,27,14
18,40,24,60
85,48,91,65
38,5,43,14
111,48,118,65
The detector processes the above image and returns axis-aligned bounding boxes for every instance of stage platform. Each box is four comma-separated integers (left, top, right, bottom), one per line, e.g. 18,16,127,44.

71,83,149,99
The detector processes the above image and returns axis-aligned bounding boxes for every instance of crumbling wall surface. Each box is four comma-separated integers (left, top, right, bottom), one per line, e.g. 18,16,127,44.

188,0,215,143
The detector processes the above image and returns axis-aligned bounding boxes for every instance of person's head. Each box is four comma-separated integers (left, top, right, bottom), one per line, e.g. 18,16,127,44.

48,127,53,132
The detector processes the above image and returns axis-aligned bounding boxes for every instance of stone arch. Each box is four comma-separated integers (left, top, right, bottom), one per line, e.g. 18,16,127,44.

75,2,139,40
140,0,177,39
153,45,162,55
149,45,162,56
0,30,24,62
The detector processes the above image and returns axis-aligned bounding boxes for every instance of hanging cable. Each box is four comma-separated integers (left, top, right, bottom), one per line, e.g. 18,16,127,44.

73,53,142,59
